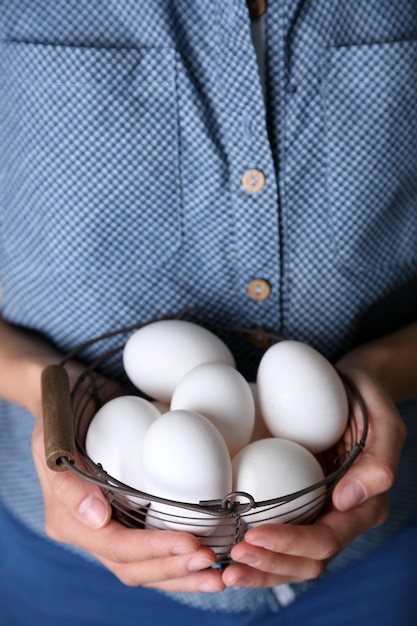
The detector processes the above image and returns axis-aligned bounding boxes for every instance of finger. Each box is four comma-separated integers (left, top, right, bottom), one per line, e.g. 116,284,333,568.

96,540,219,587
333,370,406,511
227,496,386,581
224,551,321,588
84,522,215,566
243,495,388,561
225,524,327,588
316,493,389,548
31,417,113,531
224,496,388,589
40,478,220,586
42,481,209,564
33,378,223,590
34,425,219,580
223,562,295,589
133,565,225,592
40,467,218,568
229,524,332,585
234,523,334,563
46,464,112,529
146,569,225,594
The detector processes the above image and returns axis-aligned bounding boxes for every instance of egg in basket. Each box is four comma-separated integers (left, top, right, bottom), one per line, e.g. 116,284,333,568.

41,310,368,566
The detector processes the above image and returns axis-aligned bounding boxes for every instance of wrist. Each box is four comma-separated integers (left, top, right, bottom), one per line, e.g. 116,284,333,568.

337,329,417,404
15,353,61,419
0,318,63,418
337,343,388,382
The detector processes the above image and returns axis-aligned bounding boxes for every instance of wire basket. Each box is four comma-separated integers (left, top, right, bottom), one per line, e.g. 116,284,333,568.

42,310,368,566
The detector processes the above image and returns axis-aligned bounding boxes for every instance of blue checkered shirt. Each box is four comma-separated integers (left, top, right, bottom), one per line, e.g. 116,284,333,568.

1,0,417,614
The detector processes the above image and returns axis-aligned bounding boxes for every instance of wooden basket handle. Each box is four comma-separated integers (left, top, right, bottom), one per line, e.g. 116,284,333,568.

41,364,75,471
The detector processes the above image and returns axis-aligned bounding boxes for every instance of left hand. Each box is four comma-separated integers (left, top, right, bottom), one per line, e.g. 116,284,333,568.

222,366,407,589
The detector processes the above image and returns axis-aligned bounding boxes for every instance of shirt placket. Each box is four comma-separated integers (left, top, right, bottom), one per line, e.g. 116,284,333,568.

214,0,283,332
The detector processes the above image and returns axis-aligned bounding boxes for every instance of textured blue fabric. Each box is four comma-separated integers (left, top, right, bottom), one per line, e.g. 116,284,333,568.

1,0,417,619
1,1,417,359
1,501,417,625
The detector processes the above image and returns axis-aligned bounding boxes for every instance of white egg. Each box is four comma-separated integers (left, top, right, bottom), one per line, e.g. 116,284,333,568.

232,438,326,525
144,507,169,531
123,319,236,403
85,395,160,505
141,409,233,534
256,340,349,453
145,503,222,537
170,363,255,457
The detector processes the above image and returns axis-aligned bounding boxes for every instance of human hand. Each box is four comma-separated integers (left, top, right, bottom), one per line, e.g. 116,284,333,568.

32,368,224,593
222,366,406,589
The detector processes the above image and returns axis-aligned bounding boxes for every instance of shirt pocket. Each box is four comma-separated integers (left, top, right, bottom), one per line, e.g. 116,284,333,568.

323,39,417,271
0,41,182,272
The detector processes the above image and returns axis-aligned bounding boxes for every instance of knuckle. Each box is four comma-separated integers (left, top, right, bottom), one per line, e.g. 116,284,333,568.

372,497,390,528
116,569,142,588
376,507,390,527
49,471,70,501
44,518,65,543
374,461,396,492
320,536,341,561
313,528,342,562
305,559,327,581
104,543,126,566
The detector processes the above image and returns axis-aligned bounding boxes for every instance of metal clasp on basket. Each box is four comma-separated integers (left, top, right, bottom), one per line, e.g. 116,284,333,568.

199,491,256,515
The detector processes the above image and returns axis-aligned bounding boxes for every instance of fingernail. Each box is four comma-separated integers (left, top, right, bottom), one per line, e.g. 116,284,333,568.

236,553,260,566
78,494,109,529
228,577,251,589
336,480,367,511
187,557,214,572
170,546,197,556
246,537,270,549
199,581,222,593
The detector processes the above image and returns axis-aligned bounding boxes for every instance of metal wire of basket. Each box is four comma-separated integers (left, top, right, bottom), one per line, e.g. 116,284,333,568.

42,309,368,566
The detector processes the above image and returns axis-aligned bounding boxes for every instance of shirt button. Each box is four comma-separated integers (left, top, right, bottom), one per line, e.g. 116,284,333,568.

247,278,271,301
247,326,271,349
246,0,267,19
241,169,266,193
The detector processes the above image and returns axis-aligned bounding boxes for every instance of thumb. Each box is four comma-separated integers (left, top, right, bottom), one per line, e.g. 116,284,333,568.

48,465,112,529
33,365,113,531
331,369,406,512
